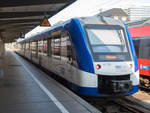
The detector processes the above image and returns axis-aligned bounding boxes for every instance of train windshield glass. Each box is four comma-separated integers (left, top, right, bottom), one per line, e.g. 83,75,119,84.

85,24,131,61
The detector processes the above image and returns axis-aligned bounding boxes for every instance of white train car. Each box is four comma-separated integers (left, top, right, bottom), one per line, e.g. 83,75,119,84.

16,15,139,97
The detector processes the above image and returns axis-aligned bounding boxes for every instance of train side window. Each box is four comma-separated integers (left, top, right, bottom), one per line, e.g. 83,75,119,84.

18,44,22,50
47,38,52,57
22,44,24,50
21,44,23,50
139,38,150,59
60,33,68,62
18,44,21,50
51,34,61,59
43,39,47,56
19,44,22,50
132,39,140,58
31,41,38,58
38,40,43,56
23,44,26,51
51,37,54,57
26,43,29,51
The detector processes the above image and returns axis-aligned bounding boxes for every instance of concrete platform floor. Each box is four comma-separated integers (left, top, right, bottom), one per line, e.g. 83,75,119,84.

0,50,101,113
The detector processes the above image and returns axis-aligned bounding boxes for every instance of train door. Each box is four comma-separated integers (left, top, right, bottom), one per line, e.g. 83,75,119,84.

60,31,77,82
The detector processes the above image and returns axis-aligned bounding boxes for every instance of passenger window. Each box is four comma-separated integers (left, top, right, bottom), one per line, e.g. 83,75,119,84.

60,33,69,62
23,44,26,51
26,43,30,51
43,39,47,56
31,41,38,58
18,44,22,50
47,38,52,56
132,39,140,58
51,35,61,59
38,40,43,56
139,38,150,59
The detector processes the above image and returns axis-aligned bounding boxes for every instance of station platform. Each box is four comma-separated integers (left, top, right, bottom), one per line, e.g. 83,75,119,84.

0,50,101,113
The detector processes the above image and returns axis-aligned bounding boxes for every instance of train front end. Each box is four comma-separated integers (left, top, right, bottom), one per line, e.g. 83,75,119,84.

74,16,139,96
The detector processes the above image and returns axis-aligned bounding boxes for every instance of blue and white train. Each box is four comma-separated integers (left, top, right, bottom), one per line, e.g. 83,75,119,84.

15,15,139,97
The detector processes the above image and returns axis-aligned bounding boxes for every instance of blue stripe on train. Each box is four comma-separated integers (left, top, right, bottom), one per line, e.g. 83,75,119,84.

65,18,95,73
67,81,139,97
70,84,139,96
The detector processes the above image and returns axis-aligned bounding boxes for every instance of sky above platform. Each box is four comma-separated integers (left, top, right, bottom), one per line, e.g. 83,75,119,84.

49,0,150,24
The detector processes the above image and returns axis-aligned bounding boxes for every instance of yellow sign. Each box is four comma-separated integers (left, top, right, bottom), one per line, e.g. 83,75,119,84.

40,16,51,27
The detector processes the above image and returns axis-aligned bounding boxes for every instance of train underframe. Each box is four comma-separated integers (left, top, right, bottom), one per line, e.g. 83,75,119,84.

140,75,150,89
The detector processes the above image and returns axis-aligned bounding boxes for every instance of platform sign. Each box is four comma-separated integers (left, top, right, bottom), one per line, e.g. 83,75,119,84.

40,16,51,27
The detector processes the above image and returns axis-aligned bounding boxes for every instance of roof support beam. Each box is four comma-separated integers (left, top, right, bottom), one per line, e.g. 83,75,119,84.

0,0,68,7
0,19,41,26
0,12,55,19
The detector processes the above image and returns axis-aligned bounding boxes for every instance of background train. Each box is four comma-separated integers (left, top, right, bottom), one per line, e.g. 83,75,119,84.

15,15,139,97
127,18,150,88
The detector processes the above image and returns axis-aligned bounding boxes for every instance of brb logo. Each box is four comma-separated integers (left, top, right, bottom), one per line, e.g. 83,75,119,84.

140,64,150,70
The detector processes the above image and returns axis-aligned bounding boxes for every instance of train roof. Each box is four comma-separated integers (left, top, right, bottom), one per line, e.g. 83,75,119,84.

18,15,125,44
78,14,124,27
126,17,150,28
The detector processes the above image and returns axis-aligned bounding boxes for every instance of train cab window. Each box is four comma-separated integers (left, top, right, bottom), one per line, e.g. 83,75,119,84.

85,24,131,62
51,35,61,59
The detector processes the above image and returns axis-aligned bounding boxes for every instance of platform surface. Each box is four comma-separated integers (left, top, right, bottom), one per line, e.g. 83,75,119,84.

0,50,101,113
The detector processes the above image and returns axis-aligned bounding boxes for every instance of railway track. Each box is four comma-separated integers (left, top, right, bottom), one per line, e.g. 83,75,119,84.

82,97,150,113
113,100,149,113
140,86,150,93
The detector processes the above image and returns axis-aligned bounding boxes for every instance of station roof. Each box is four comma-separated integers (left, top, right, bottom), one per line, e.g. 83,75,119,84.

0,0,76,43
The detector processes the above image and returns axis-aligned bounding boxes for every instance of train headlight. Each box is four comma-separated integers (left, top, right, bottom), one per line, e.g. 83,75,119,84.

96,64,101,69
129,64,133,69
